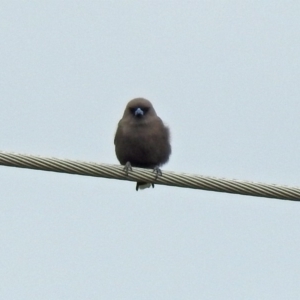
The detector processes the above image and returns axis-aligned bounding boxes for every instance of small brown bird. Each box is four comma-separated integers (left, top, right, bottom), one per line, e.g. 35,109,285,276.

114,98,171,191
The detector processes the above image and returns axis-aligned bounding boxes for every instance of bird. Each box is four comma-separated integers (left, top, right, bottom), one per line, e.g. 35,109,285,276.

114,98,171,191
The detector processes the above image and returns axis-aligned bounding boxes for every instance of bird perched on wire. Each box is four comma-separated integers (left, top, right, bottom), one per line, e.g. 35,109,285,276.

114,98,171,191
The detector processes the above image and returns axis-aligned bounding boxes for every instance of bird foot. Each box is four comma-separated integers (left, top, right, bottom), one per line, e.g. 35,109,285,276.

153,166,162,180
123,161,133,176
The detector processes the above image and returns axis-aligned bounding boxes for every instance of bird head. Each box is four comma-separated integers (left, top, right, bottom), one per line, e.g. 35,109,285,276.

123,98,157,121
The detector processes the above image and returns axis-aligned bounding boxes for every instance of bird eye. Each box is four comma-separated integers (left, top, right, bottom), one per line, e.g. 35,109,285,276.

130,108,136,114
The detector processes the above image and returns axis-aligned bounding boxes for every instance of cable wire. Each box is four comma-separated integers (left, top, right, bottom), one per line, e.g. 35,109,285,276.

0,151,299,201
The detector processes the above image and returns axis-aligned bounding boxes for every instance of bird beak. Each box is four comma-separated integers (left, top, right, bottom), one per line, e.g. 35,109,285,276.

134,108,144,116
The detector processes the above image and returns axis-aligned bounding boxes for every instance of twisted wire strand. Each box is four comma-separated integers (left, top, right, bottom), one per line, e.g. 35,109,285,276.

0,151,299,201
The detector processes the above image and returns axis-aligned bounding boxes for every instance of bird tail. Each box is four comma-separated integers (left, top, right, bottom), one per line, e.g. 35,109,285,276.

136,182,155,191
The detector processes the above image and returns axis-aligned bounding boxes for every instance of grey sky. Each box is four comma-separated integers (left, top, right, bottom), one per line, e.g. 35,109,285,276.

1,2,300,299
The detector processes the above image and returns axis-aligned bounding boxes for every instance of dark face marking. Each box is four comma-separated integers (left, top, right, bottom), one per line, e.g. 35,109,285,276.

129,106,150,118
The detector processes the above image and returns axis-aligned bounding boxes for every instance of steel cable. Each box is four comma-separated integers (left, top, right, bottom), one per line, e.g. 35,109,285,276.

0,151,299,201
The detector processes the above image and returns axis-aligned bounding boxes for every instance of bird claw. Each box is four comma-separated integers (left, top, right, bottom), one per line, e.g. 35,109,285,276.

123,161,133,176
153,166,162,180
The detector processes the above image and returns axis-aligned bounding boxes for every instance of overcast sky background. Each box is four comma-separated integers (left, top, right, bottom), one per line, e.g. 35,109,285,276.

1,2,300,299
